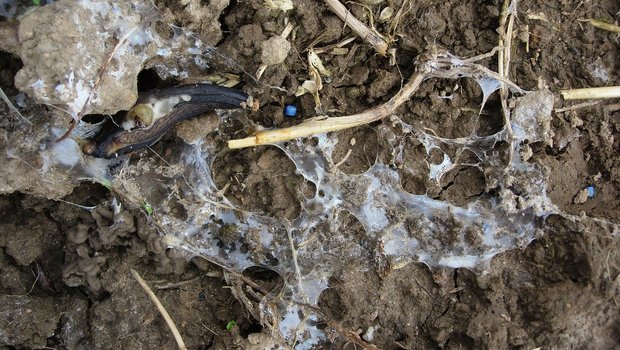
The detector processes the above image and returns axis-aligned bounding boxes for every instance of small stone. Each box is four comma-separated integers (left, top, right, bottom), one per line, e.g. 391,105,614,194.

175,112,220,144
573,188,589,204
362,326,375,342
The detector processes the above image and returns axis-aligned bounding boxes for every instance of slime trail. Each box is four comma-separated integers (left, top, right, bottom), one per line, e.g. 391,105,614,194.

132,89,557,348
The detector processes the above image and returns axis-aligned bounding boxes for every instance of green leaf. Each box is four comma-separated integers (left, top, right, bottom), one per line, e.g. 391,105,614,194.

33,0,41,6
142,202,153,215
225,320,236,331
98,179,113,191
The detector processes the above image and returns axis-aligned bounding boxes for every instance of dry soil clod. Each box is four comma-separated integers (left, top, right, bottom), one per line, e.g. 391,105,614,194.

256,22,294,80
56,9,160,142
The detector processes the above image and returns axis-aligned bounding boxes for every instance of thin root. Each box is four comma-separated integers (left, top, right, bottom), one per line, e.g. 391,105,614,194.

555,100,601,113
333,149,353,169
130,269,187,350
154,276,201,290
578,18,620,33
313,36,356,54
0,87,32,126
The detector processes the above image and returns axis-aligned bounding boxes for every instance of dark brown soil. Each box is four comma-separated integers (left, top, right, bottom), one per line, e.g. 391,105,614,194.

1,0,619,349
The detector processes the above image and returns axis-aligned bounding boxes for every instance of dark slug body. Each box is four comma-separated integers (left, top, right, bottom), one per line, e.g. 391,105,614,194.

86,84,250,159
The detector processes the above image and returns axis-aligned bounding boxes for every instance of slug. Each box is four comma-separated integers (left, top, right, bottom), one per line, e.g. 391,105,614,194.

83,83,253,159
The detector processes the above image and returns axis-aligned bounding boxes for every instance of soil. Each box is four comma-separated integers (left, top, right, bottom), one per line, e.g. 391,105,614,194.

1,0,619,349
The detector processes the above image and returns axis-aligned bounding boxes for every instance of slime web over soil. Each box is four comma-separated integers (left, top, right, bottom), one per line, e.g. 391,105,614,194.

7,6,558,341
14,39,561,345
2,0,618,348
107,76,557,347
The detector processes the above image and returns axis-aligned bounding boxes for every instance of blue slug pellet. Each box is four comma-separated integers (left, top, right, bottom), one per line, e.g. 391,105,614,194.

284,104,297,117
586,186,595,198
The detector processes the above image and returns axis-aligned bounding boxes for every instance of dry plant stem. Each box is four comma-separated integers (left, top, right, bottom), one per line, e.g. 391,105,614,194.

465,46,502,63
497,0,516,141
313,36,356,54
228,50,520,149
561,86,620,100
0,87,32,125
554,100,601,113
229,72,425,148
130,269,187,350
578,18,620,33
323,0,388,56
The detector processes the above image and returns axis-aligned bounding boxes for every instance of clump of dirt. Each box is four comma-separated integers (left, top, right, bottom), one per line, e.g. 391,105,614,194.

260,36,291,66
213,146,304,219
4,0,234,118
0,0,619,349
13,0,145,115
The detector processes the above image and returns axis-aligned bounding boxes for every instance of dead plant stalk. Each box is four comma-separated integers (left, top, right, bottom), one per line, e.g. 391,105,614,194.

228,49,524,149
228,71,425,148
323,0,389,56
561,86,620,100
497,0,517,162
